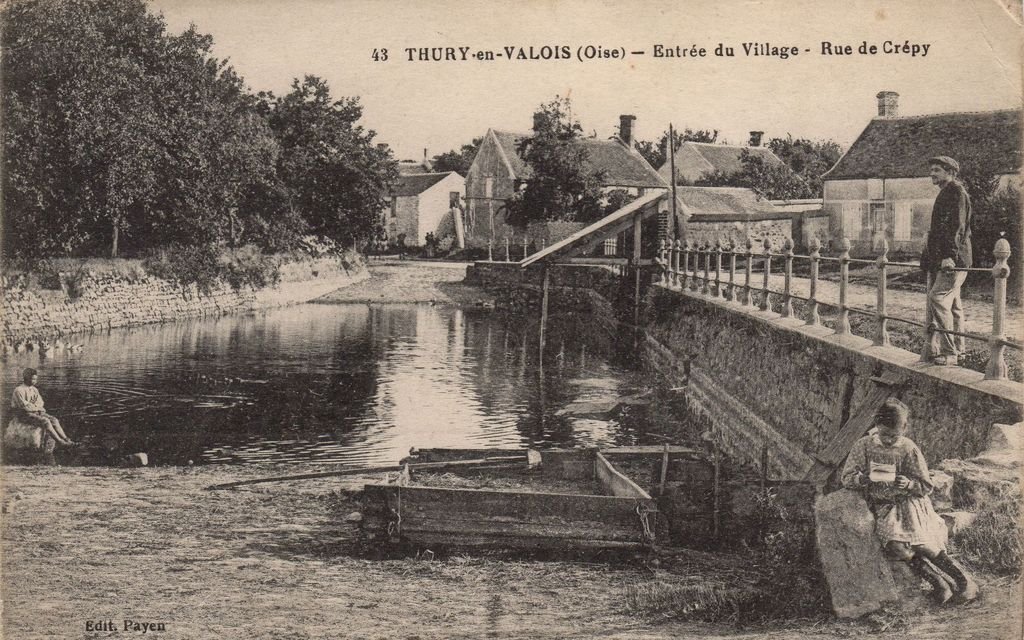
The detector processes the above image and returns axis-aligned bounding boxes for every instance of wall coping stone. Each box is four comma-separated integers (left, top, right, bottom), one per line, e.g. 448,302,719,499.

655,282,1023,407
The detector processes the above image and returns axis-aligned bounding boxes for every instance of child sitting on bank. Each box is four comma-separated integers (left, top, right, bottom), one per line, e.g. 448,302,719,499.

841,397,978,605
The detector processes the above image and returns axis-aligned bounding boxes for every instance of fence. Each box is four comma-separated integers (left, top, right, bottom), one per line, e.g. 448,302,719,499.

656,236,1018,382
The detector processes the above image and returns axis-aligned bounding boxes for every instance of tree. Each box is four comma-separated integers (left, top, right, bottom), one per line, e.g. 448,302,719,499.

636,127,719,169
263,76,398,247
766,135,842,197
431,138,482,176
1,0,291,259
505,97,606,226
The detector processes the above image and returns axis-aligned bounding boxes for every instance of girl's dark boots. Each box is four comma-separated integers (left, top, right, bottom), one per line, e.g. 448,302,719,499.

909,557,954,604
931,551,979,603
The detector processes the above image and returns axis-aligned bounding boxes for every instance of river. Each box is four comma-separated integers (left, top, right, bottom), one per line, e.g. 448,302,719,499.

2,303,658,466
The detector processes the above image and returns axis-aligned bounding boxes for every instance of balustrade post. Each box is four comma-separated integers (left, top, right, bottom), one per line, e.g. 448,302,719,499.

690,242,700,292
782,238,794,318
759,238,772,312
727,240,737,302
806,238,821,326
985,236,1011,380
658,239,668,285
874,239,891,346
743,237,754,305
702,243,711,295
715,240,724,298
837,237,852,335
505,237,511,262
541,238,546,251
488,240,493,262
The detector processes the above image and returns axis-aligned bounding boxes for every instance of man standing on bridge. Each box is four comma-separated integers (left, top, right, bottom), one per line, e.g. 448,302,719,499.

921,156,972,366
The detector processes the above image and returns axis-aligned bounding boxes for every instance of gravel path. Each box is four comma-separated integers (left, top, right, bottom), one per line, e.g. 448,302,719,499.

317,260,494,306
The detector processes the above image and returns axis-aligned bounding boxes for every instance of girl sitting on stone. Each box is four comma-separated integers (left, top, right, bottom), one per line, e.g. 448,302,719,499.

841,397,978,605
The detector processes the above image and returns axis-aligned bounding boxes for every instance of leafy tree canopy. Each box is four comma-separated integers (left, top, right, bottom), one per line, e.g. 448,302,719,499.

431,138,483,176
506,97,607,226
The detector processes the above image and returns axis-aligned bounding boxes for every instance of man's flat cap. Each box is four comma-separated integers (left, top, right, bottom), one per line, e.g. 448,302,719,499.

928,156,960,172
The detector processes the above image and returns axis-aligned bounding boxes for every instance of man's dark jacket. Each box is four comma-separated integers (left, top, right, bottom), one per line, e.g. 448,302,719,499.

921,180,972,272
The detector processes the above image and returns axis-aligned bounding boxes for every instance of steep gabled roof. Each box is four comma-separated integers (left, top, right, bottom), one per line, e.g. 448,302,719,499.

490,130,667,188
390,172,453,197
823,109,1022,180
674,186,779,215
660,142,785,179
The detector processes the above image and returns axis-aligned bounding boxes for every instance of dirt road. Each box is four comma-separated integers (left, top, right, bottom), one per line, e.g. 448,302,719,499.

317,260,493,306
2,465,1019,639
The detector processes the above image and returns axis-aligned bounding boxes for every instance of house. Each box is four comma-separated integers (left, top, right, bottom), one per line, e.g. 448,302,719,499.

398,149,433,175
464,114,667,246
822,91,1022,255
383,172,465,246
657,134,786,184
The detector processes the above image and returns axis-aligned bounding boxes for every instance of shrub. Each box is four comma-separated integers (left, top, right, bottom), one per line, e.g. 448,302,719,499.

142,244,224,294
950,486,1022,576
221,245,281,291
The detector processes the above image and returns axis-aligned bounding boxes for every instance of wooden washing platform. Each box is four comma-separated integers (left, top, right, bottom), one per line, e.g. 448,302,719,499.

360,447,668,550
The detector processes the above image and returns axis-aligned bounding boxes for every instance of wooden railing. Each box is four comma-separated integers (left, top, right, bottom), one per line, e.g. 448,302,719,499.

658,236,1018,381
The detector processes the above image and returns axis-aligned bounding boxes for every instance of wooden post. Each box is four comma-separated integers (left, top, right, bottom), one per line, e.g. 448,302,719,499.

743,236,754,306
760,238,772,312
920,271,935,362
837,237,852,335
633,212,643,326
672,239,682,288
487,239,493,262
658,443,670,496
985,236,1012,380
522,236,529,260
712,441,721,539
760,444,769,490
807,237,821,326
875,239,891,346
714,239,724,299
539,266,550,366
727,240,737,302
505,237,511,262
782,237,794,317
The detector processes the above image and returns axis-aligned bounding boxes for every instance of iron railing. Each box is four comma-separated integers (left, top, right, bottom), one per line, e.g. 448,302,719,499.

657,236,1018,382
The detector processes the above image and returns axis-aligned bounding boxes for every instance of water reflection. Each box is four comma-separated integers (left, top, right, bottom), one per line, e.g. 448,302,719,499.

2,304,649,466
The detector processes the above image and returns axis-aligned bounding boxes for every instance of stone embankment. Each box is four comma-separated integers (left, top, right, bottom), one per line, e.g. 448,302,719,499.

1,257,368,345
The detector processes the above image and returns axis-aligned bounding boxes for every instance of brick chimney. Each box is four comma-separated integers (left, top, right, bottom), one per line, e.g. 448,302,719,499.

619,114,636,147
748,131,764,147
876,91,899,117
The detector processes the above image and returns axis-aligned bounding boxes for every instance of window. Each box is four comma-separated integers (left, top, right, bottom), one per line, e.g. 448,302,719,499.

390,197,397,218
894,202,912,241
603,238,618,256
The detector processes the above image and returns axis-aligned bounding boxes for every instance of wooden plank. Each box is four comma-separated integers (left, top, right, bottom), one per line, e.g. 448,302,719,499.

398,518,642,542
541,448,597,480
595,453,653,499
404,448,527,463
399,532,648,550
376,485,642,525
802,372,905,486
601,446,703,457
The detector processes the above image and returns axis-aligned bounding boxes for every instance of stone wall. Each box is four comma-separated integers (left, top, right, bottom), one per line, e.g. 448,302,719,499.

685,213,793,252
469,260,1023,477
2,257,368,344
643,286,1023,477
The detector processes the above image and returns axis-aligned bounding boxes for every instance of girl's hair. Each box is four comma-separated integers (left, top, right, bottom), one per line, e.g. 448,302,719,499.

22,367,37,384
875,397,909,432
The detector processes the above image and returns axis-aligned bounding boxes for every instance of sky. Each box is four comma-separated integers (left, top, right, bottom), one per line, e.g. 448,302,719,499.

150,0,1023,161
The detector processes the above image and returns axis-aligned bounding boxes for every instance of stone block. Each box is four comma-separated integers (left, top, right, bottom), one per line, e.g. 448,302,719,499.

814,489,899,619
939,511,978,536
929,470,954,511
